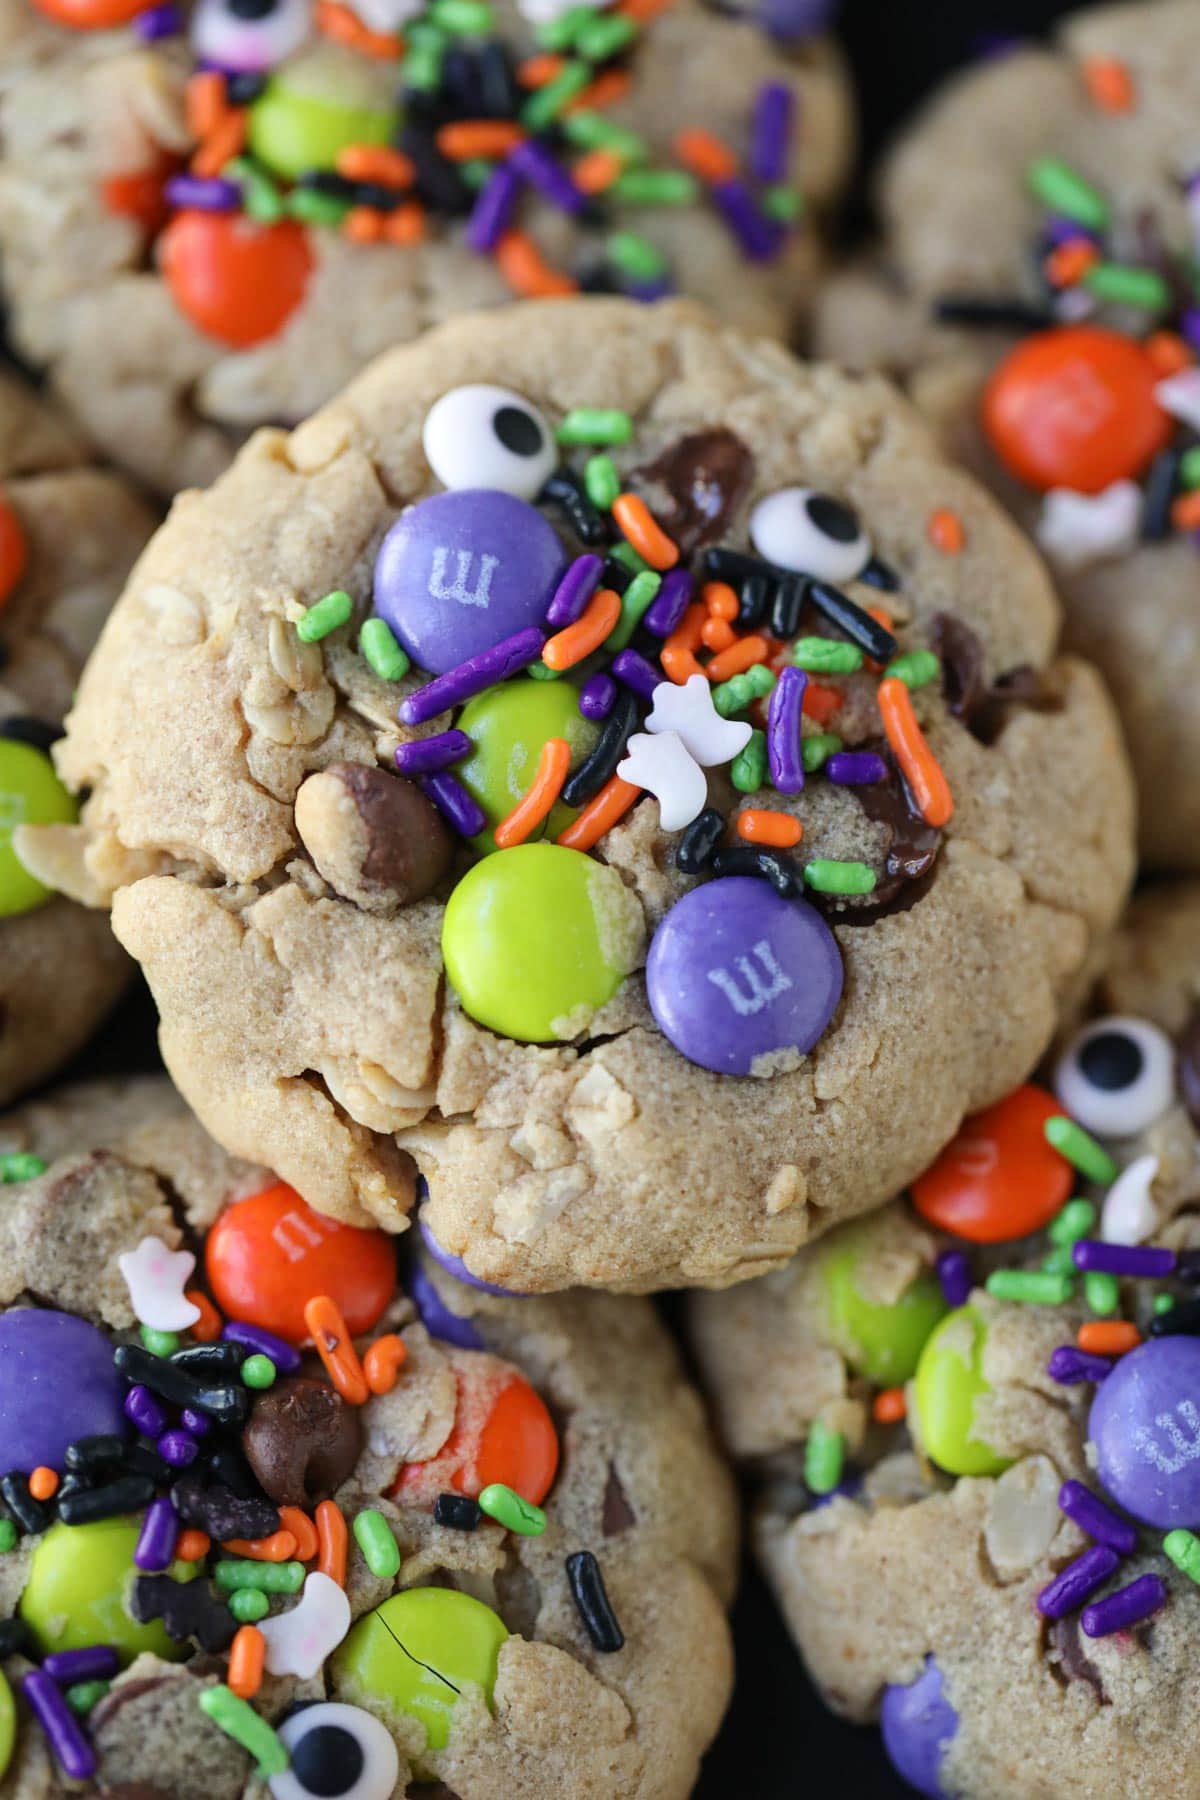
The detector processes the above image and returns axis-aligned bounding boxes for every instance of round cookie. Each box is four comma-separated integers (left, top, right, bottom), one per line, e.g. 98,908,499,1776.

0,1073,737,1797
0,370,154,1107
691,883,1200,1798
814,0,1200,871
29,296,1136,1293
0,0,853,495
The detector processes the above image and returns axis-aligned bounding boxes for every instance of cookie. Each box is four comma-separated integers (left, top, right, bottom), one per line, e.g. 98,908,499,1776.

30,298,1135,1293
0,0,852,495
813,0,1200,871
0,1073,737,1798
0,370,154,1107
690,882,1200,1799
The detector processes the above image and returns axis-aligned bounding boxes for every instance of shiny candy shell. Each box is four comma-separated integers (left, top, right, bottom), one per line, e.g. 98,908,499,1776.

817,1222,948,1387
0,739,77,918
0,1309,127,1475
1089,1336,1200,1528
913,1306,1010,1479
333,1589,508,1758
911,1084,1071,1244
456,677,598,851
394,1353,559,1507
880,1657,956,1800
247,44,397,181
20,1518,180,1665
160,211,314,350
0,1668,12,1782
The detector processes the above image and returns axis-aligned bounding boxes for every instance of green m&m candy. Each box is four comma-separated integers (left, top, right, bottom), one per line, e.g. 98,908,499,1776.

248,44,397,183
442,842,642,1043
456,678,598,853
817,1222,948,1387
19,1518,182,1665
913,1307,1011,1478
0,739,76,917
0,1667,13,1781
333,1589,508,1757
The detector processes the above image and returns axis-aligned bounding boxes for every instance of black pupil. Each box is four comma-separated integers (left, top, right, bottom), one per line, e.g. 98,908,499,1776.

291,1724,365,1797
228,0,278,19
805,493,859,542
1078,1031,1144,1092
494,406,543,457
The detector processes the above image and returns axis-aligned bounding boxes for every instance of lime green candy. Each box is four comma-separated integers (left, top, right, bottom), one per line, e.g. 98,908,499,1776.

334,1589,508,1758
248,45,398,182
0,739,76,918
0,1667,13,1781
913,1307,1011,1478
456,678,598,853
442,842,638,1043
817,1223,948,1386
20,1518,182,1665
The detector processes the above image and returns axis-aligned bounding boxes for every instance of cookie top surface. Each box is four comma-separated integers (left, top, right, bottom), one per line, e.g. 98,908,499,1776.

0,1073,736,1799
691,882,1200,1799
42,298,1135,1293
0,0,852,493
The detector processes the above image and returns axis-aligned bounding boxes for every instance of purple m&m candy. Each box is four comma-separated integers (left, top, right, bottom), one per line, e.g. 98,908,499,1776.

373,490,566,676
880,1657,957,1800
645,877,843,1075
1089,1335,1200,1527
0,1310,128,1474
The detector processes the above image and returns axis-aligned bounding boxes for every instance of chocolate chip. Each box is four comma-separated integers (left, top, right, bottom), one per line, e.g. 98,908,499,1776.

241,1376,363,1506
601,1462,636,1536
929,612,986,723
636,429,755,554
294,764,453,912
171,1473,280,1543
129,1575,237,1653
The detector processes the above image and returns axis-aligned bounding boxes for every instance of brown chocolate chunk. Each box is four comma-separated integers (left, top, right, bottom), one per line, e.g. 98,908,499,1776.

294,762,453,911
811,752,942,926
637,428,754,554
929,612,986,723
241,1375,364,1505
1048,1613,1110,1704
601,1461,637,1535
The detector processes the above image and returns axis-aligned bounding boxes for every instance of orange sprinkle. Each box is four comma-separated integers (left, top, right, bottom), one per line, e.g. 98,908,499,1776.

343,205,385,244
706,635,769,683
1078,1320,1141,1357
437,120,527,160
279,1506,320,1562
701,615,736,652
873,1387,907,1425
612,493,679,570
363,1333,408,1397
737,809,803,849
619,0,678,19
543,589,622,671
227,1625,265,1700
565,68,632,114
674,128,738,184
573,149,624,194
661,602,706,684
878,676,954,828
702,580,739,622
495,229,578,298
802,679,842,726
315,0,403,58
927,508,965,554
335,143,415,187
1145,330,1194,377
1082,54,1135,112
316,1499,348,1586
517,51,566,87
556,774,640,851
494,736,572,846
304,1294,370,1406
28,1467,57,1502
1045,237,1099,288
1172,489,1200,532
223,1530,299,1562
184,1289,222,1342
174,1529,211,1562
186,70,226,139
191,112,247,180
384,202,426,247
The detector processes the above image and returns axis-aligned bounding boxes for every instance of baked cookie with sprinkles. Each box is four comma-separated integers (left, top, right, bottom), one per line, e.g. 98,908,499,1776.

0,369,153,1108
26,298,1135,1292
815,0,1200,872
0,1072,737,1797
691,881,1200,1799
0,0,852,496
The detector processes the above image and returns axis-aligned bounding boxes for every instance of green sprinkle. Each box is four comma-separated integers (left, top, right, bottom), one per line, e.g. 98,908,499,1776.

762,183,804,224
228,1587,270,1623
406,18,449,46
792,636,863,674
478,1481,547,1536
214,1559,305,1594
459,157,494,190
1041,1245,1078,1277
536,3,598,49
1084,1271,1120,1316
1027,157,1109,231
429,0,492,33
803,860,877,896
0,1153,46,1183
296,590,353,643
66,1680,109,1716
0,1521,17,1553
1083,263,1170,311
359,617,410,682
1164,1528,1200,1583
884,649,940,689
353,1507,401,1580
801,733,842,773
400,43,444,91
713,665,775,717
1044,1116,1119,1186
1180,446,1200,490
608,539,649,575
804,1419,844,1497
140,1327,179,1357
604,570,661,650
609,170,699,208
730,729,767,794
556,407,635,447
561,111,646,162
985,1269,1074,1305
198,1686,289,1779
521,60,591,130
584,453,621,510
241,1354,276,1390
527,660,562,680
576,11,637,58
1048,1198,1097,1247
224,156,282,224
287,187,351,227
1155,1292,1177,1315
605,229,669,283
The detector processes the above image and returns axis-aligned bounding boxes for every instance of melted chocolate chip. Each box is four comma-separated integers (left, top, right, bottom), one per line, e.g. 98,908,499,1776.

638,429,754,554
810,753,942,926
601,1462,637,1535
929,613,986,723
241,1376,363,1506
1049,1613,1110,1705
1177,1008,1200,1133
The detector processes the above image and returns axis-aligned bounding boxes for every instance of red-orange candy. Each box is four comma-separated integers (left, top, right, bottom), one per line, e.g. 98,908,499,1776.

982,325,1171,494
394,1353,559,1508
0,495,27,613
160,211,314,350
33,0,147,24
911,1084,1072,1244
205,1180,396,1347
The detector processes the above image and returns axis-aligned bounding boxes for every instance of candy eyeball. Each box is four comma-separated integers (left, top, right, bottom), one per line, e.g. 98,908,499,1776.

422,385,558,500
748,487,872,582
1054,1015,1176,1139
270,1702,399,1800
516,0,610,24
191,0,311,75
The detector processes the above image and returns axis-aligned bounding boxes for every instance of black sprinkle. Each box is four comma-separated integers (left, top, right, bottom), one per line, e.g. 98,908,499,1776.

224,70,267,107
566,1550,624,1653
1149,1299,1200,1337
807,579,896,661
0,1619,30,1659
434,1493,481,1531
1175,1249,1200,1284
399,123,474,217
702,546,776,588
65,1433,127,1473
0,1473,50,1537
201,1448,263,1500
130,1574,237,1653
737,572,771,630
580,265,623,295
351,180,404,213
114,1345,249,1426
539,470,607,547
125,1442,171,1486
173,1473,279,1542
710,845,803,897
0,715,61,752
295,170,359,201
1141,448,1179,542
676,808,725,875
442,45,485,115
169,1342,245,1378
561,687,639,808
478,42,520,118
55,1473,90,1502
769,574,805,639
934,295,1055,332
858,555,901,592
58,1474,154,1526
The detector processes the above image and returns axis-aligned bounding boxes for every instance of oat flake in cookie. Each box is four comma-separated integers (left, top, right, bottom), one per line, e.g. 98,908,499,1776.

0,0,852,495
36,299,1135,1292
691,884,1200,1800
0,1075,736,1798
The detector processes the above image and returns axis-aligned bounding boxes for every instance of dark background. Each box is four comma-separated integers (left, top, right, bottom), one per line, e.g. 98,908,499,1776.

51,0,1084,1792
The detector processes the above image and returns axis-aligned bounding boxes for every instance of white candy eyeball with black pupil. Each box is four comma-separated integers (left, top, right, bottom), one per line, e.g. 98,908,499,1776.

1053,1014,1176,1139
422,385,557,500
748,487,872,582
191,0,312,74
270,1702,399,1800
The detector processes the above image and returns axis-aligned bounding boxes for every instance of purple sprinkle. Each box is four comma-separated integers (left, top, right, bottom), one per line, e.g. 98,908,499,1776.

157,1430,200,1469
627,279,675,303
181,1407,211,1438
221,1321,302,1373
419,770,487,837
751,82,794,184
1072,1241,1176,1278
710,178,784,263
393,728,472,776
1041,214,1102,249
825,750,888,786
507,139,585,215
766,666,805,793
1181,307,1200,353
134,1,182,39
164,175,241,213
579,672,617,720
546,554,604,628
465,163,522,254
1081,1572,1166,1638
936,1248,972,1308
610,648,660,702
644,568,693,638
810,1469,863,1511
1035,1544,1120,1620
399,627,546,726
1058,1480,1138,1555
22,1671,96,1781
42,1646,119,1686
134,1497,179,1573
1047,1346,1113,1386
124,1385,166,1438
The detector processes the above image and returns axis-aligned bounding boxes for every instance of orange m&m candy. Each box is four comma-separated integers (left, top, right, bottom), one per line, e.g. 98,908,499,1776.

159,210,314,350
32,0,149,26
205,1181,396,1346
394,1353,559,1509
911,1084,1072,1244
982,325,1171,494
0,496,27,614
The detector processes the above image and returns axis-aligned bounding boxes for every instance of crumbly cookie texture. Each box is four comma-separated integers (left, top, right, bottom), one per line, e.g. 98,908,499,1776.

40,298,1135,1293
0,0,852,495
814,0,1200,870
0,1075,738,1800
